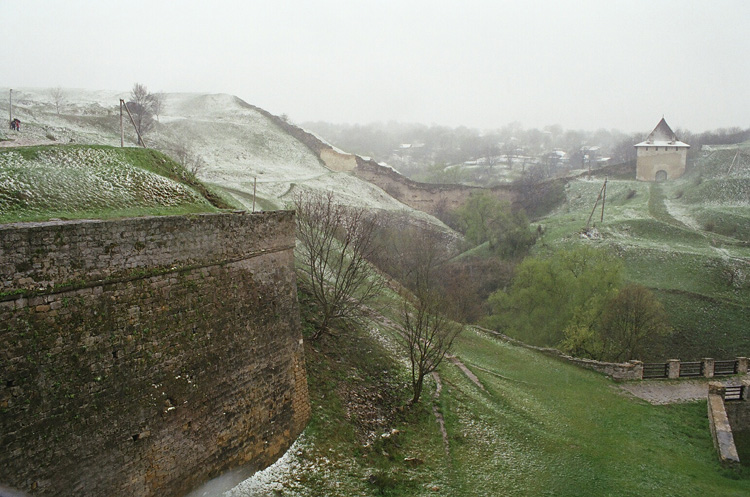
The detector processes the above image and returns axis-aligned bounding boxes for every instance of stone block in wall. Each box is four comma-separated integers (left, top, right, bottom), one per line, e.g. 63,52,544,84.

703,358,715,378
668,359,680,379
625,360,643,381
709,381,726,397
738,357,748,375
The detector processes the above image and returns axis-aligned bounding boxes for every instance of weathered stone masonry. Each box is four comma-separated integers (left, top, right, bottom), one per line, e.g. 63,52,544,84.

0,211,310,497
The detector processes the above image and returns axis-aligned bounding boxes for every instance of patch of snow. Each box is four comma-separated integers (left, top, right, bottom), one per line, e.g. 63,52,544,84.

662,200,701,230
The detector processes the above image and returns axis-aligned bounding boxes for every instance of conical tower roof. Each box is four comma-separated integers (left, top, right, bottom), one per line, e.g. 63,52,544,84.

635,118,690,148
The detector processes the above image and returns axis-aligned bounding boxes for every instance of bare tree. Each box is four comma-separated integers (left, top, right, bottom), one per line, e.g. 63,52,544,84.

169,140,206,176
50,87,66,115
395,228,462,404
294,190,383,340
151,92,165,122
128,83,156,144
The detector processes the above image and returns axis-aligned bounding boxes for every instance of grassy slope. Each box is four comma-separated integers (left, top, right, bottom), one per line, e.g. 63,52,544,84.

0,89,448,229
0,145,236,223
242,293,750,496
444,328,750,496
533,149,750,360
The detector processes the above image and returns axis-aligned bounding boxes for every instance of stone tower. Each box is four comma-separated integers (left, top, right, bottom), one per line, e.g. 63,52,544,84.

635,118,690,181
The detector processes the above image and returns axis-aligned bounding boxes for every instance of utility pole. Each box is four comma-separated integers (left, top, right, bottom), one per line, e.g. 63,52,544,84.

586,178,608,229
119,99,146,148
252,177,257,212
120,100,124,147
8,89,12,126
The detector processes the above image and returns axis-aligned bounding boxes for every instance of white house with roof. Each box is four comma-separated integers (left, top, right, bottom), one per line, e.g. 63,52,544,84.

634,118,690,181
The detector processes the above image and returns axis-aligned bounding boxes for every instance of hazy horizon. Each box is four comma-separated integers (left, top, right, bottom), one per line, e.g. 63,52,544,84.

2,1,749,134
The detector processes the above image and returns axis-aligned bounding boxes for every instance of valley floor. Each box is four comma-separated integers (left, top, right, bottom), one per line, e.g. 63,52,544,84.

219,308,750,497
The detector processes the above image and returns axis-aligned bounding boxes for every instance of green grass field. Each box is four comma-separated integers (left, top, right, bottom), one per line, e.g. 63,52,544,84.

533,149,750,360
249,293,750,496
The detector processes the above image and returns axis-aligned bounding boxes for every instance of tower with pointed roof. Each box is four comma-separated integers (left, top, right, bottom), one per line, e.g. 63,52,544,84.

634,118,690,181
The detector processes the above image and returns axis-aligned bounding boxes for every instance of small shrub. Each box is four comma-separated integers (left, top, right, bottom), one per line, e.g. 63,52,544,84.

367,471,399,494
625,189,636,200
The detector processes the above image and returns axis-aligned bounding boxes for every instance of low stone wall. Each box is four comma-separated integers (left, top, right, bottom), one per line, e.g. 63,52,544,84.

0,212,310,497
707,382,750,468
474,326,748,382
473,326,643,381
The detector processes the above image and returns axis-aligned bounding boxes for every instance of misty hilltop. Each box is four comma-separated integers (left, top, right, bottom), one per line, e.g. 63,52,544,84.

0,87,449,230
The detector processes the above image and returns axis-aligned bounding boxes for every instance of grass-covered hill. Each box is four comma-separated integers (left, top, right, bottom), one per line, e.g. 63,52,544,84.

534,144,750,360
0,145,233,223
218,287,750,496
0,87,448,231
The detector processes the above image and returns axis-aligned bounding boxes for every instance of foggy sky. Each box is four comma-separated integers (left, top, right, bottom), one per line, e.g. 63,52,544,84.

2,0,748,133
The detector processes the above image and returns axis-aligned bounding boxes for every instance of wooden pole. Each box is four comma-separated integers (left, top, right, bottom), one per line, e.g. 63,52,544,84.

120,99,146,148
252,177,257,212
8,89,12,126
120,100,124,147
600,178,607,222
586,180,606,229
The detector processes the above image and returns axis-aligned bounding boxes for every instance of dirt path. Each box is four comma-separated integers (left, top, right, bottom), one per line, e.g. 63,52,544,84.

447,354,485,391
619,380,710,405
431,372,450,456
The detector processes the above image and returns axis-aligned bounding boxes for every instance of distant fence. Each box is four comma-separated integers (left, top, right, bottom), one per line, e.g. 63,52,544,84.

641,358,748,380
473,326,748,382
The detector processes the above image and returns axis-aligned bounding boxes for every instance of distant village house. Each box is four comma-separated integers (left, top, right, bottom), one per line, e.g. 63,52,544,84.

635,118,690,181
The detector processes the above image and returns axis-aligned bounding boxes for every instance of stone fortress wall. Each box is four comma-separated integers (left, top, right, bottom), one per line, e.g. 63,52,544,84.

0,211,310,497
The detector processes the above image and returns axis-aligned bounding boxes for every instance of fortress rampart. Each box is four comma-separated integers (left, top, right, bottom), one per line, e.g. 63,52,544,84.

0,211,309,497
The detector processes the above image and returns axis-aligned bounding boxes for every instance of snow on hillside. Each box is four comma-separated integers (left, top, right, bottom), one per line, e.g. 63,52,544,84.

0,147,213,222
0,87,447,228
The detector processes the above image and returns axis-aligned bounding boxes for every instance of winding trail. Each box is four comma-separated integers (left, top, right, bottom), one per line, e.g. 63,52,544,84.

447,354,485,391
365,309,488,458
431,372,450,456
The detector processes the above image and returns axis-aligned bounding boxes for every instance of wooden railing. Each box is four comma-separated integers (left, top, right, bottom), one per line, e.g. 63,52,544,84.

642,362,669,379
715,360,739,376
679,361,704,377
641,358,747,380
724,385,745,401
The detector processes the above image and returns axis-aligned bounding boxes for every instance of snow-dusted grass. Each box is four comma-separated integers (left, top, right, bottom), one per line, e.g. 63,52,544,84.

0,87,448,231
223,282,450,497
440,328,750,495
536,164,750,360
239,315,750,496
216,279,750,495
0,145,217,223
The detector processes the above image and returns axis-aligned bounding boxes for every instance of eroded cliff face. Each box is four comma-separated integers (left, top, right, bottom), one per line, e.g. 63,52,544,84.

264,114,520,217
0,211,310,497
